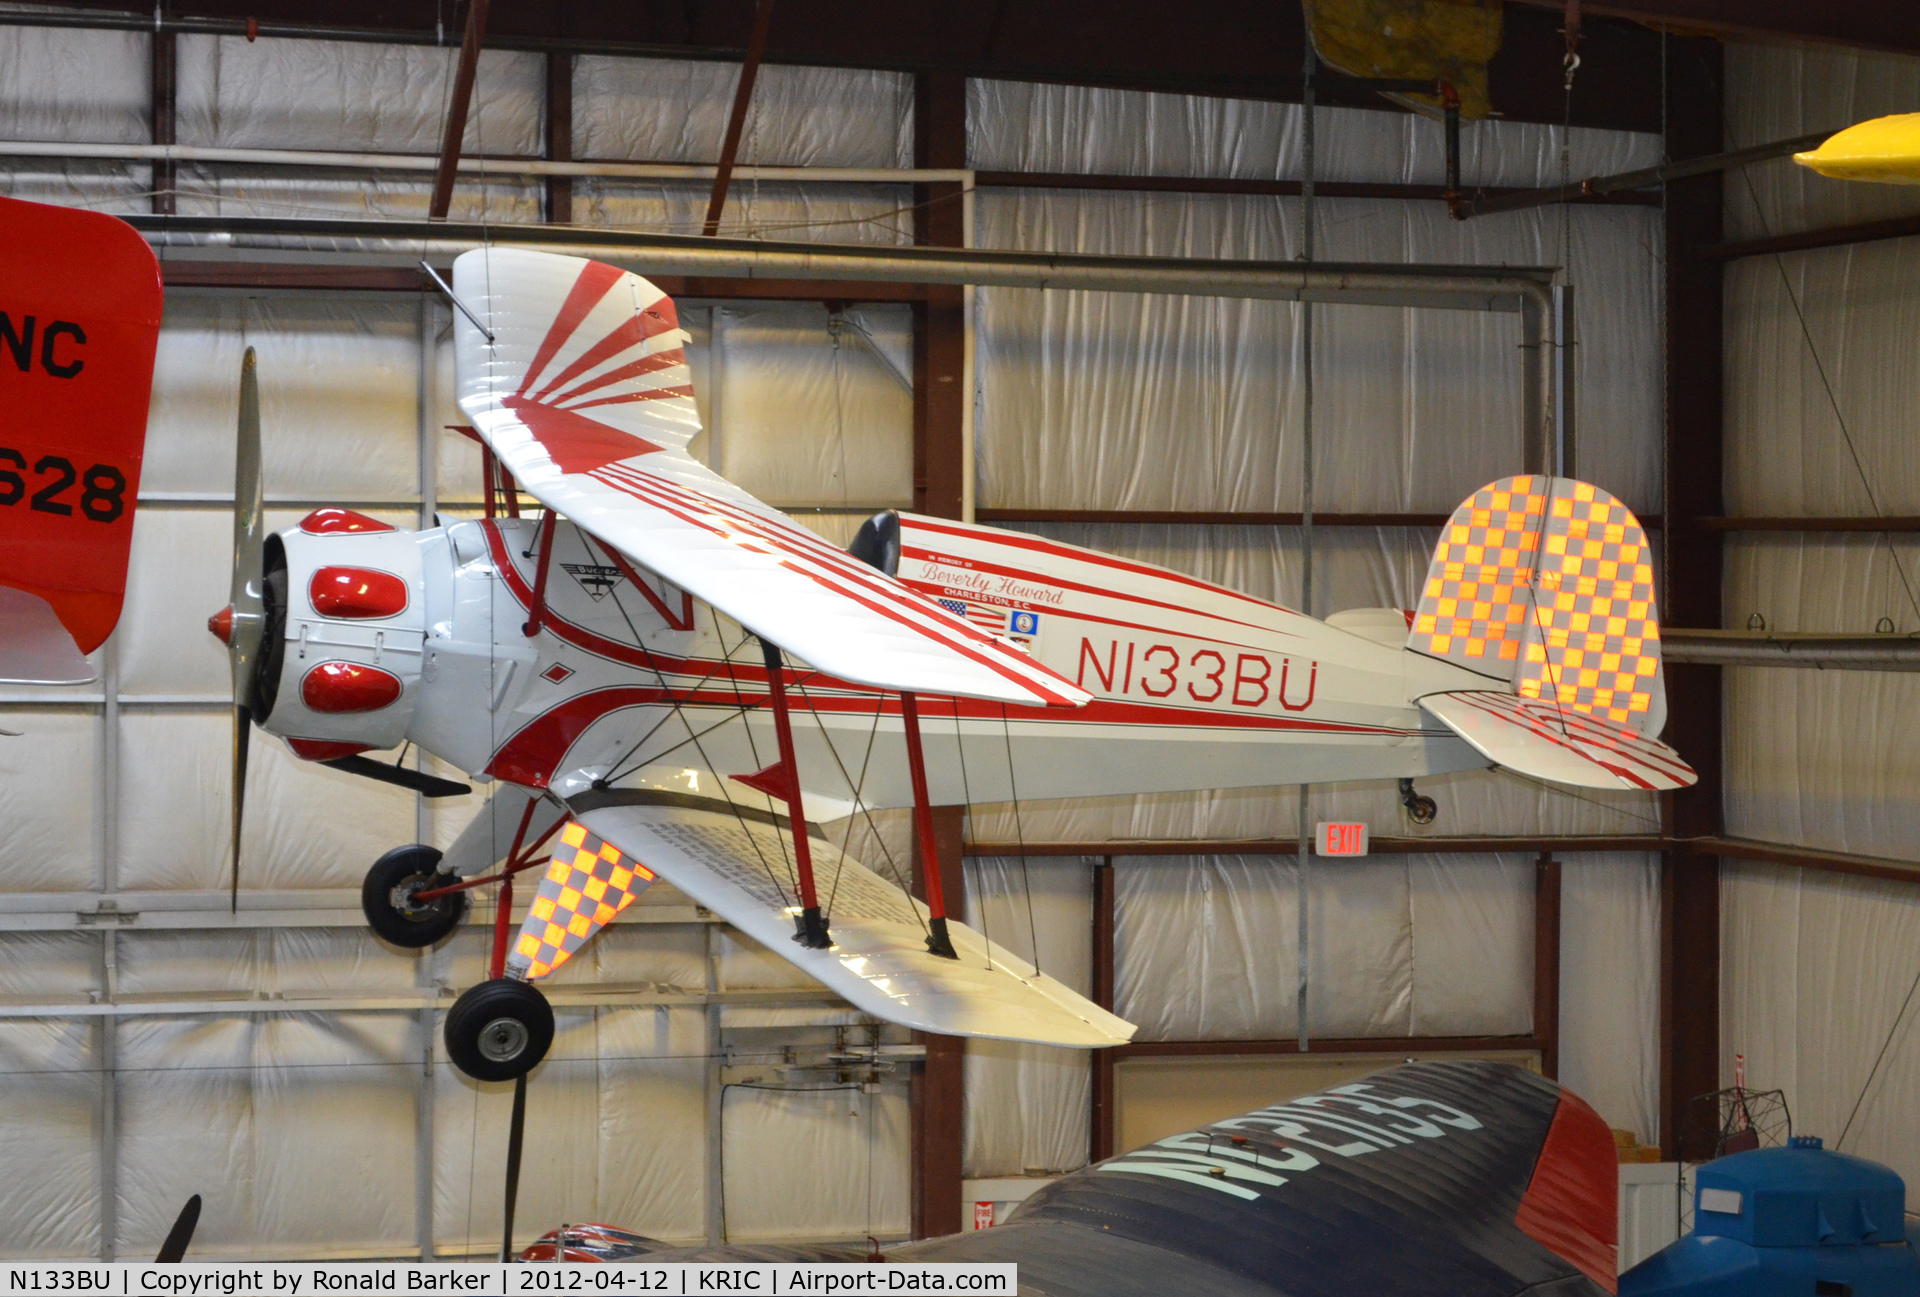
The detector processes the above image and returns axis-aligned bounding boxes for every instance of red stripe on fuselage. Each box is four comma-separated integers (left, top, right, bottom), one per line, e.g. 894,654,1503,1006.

902,518,1297,619
476,522,1417,741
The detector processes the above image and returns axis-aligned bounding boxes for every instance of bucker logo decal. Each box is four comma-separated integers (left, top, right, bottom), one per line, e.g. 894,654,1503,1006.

561,562,625,601
1097,1083,1483,1201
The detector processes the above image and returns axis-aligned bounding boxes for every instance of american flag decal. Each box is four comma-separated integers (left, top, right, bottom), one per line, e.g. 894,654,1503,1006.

938,598,1007,635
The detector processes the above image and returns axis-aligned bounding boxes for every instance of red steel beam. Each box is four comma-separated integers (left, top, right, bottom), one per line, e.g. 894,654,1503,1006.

701,0,776,237
1535,852,1561,1080
150,23,177,215
1658,36,1726,1165
1090,857,1117,1164
909,804,967,1238
545,50,572,224
1693,836,1920,887
1700,213,1920,262
429,0,491,221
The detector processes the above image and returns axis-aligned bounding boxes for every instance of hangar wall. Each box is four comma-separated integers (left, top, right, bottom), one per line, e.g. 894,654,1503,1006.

0,25,1668,1257
1721,40,1920,1198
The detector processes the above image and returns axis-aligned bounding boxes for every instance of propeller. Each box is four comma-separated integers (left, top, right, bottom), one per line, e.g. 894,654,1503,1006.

225,349,265,913
154,1194,201,1262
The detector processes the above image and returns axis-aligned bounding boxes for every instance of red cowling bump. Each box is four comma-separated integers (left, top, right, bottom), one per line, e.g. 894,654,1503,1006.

300,662,403,713
1514,1087,1620,1293
299,508,394,535
287,738,373,760
309,566,409,619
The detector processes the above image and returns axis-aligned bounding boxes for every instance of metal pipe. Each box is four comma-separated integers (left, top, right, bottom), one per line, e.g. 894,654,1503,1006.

131,216,1557,311
1456,130,1833,219
0,138,972,183
1661,630,1920,671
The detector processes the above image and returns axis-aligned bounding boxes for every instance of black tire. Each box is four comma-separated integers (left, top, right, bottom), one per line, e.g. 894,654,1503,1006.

1406,795,1439,826
445,978,554,1082
362,845,467,949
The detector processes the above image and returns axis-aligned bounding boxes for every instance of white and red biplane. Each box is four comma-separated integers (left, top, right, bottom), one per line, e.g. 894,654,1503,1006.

207,248,1694,1082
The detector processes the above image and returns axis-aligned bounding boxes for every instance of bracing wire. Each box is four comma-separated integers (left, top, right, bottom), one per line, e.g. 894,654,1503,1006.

1732,163,1920,629
590,563,791,908
1837,960,1920,1150
1000,702,1042,979
791,677,927,937
947,699,989,968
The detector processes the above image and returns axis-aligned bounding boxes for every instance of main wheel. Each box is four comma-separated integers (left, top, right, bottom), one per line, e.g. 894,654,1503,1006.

362,845,467,949
445,978,553,1082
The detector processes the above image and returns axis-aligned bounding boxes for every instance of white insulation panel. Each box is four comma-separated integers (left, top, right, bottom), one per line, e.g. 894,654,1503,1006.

0,26,1678,1255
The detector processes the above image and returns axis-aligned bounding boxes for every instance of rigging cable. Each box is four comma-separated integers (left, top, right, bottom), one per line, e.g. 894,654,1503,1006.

999,702,1042,978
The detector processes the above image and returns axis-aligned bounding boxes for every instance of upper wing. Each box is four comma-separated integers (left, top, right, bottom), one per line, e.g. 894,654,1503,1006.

451,247,1088,709
558,787,1135,1048
1419,690,1696,791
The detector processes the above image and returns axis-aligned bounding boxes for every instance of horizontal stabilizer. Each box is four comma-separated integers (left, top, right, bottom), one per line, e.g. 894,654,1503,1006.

571,789,1135,1048
1419,690,1695,791
0,587,95,685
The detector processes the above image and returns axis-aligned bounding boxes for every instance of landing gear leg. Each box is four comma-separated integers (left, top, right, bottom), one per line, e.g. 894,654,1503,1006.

1399,778,1438,826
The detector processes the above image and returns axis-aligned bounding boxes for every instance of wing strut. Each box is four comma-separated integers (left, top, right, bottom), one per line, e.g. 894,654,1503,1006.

759,639,832,948
901,691,960,959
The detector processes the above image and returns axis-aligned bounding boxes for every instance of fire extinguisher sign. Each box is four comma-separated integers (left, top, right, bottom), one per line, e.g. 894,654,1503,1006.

974,1201,996,1229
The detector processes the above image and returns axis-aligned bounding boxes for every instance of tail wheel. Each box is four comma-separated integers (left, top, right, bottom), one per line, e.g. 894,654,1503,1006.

362,845,467,949
1404,795,1438,826
445,978,554,1082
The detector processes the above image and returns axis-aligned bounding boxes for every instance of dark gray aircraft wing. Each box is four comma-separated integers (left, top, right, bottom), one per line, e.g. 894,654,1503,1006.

568,1060,1620,1297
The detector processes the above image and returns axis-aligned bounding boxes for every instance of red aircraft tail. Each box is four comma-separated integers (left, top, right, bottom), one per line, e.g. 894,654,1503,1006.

0,196,162,682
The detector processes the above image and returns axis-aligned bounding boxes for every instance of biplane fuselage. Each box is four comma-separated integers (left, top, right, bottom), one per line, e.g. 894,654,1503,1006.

268,506,1493,821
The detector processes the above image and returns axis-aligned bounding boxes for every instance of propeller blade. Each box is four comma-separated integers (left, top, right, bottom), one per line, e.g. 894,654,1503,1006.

154,1194,201,1262
229,347,266,711
231,704,249,914
227,349,265,913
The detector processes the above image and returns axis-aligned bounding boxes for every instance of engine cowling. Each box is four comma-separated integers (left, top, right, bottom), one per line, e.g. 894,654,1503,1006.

253,508,427,752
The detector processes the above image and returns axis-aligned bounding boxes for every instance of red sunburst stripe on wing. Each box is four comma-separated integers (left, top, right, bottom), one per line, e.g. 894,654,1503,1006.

589,468,1085,705
547,347,687,408
568,384,696,413
531,305,682,404
516,261,625,399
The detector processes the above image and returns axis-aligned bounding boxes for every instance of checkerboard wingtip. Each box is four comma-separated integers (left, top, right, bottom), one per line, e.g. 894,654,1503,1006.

1408,475,1666,737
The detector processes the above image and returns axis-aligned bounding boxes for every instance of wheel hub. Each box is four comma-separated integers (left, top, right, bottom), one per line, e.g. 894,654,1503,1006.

388,875,437,919
478,1016,529,1063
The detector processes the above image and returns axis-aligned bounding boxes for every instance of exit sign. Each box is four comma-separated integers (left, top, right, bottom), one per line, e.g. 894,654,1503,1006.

1316,822,1369,856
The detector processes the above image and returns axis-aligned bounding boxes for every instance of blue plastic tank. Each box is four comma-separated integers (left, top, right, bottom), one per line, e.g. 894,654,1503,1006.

1620,1137,1920,1296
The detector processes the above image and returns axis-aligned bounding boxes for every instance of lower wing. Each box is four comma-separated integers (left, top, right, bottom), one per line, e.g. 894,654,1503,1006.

517,786,1135,1049
1419,690,1697,791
